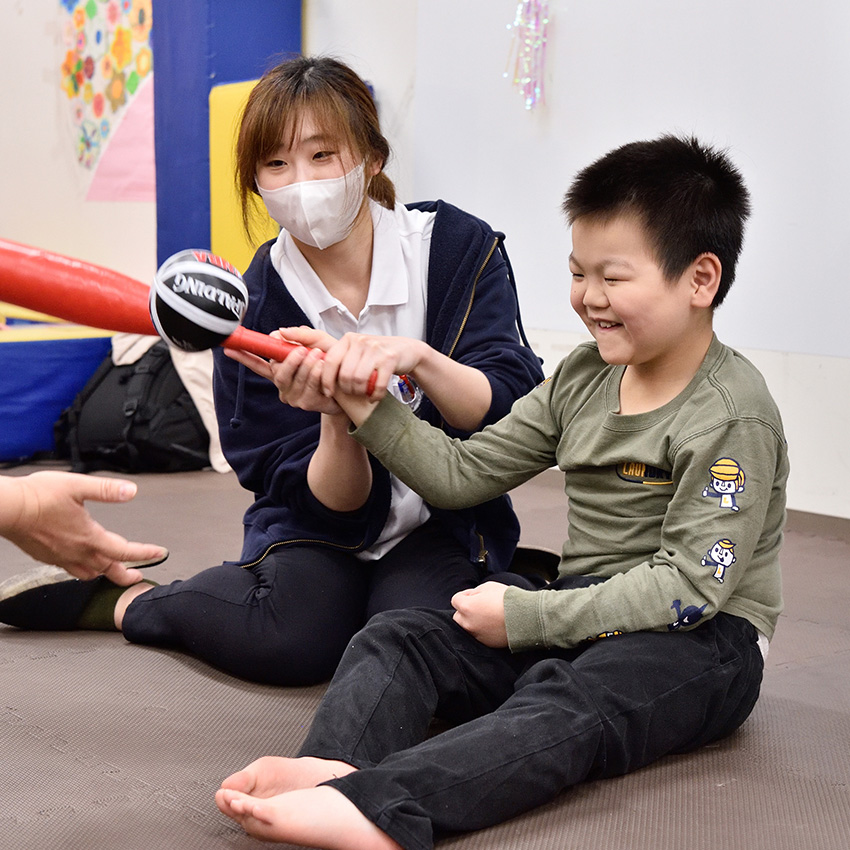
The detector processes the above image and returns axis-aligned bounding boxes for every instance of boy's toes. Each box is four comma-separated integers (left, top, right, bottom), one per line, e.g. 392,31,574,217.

219,768,255,794
214,789,231,816
215,788,246,818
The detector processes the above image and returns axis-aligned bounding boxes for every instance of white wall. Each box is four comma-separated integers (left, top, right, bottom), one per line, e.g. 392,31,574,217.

303,0,419,202
305,0,850,519
1,2,847,518
410,1,850,361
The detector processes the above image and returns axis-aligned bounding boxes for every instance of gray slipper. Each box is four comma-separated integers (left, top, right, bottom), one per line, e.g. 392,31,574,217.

0,551,166,631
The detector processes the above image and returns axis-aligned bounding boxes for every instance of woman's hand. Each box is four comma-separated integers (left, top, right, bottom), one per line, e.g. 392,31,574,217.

228,325,491,431
318,333,428,401
224,327,342,415
282,328,492,431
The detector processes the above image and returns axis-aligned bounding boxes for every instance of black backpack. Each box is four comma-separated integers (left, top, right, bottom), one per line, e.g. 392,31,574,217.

55,340,210,473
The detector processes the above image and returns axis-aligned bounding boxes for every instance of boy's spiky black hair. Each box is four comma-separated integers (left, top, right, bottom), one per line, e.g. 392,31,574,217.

562,135,751,306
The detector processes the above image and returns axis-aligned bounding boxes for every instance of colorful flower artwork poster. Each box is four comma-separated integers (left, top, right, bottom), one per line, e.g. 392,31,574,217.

60,0,155,201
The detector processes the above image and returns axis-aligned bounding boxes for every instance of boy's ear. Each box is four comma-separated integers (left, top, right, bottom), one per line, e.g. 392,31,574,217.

690,253,722,308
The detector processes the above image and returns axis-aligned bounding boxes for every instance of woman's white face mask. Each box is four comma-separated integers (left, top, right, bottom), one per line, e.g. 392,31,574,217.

256,161,367,250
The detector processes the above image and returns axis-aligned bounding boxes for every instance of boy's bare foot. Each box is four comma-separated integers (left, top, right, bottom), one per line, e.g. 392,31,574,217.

219,755,358,800
217,785,402,850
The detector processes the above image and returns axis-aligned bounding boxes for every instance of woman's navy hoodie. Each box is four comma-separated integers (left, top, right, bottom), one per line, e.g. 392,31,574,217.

213,200,544,571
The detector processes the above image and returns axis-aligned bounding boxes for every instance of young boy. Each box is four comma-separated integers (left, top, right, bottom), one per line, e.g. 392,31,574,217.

215,135,788,850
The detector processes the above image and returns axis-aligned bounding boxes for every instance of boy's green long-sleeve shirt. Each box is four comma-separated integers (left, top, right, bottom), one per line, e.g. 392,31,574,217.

352,336,787,652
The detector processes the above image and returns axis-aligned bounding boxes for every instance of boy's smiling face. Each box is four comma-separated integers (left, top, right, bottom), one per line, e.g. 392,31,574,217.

568,213,716,383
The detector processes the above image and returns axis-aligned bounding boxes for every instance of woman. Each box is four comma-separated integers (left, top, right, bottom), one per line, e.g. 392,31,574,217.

0,56,543,686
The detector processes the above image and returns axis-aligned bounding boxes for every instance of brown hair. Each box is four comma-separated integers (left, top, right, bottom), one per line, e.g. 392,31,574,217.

236,55,395,243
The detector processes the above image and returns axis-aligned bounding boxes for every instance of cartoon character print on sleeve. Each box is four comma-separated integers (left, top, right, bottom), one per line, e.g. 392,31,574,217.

585,629,625,643
668,599,708,631
702,457,746,511
701,538,737,583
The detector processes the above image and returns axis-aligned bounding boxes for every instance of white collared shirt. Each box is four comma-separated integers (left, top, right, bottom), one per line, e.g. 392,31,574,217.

269,200,437,559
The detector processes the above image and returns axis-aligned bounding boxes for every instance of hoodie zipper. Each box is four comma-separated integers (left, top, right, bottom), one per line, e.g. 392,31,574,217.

446,235,499,359
240,536,366,569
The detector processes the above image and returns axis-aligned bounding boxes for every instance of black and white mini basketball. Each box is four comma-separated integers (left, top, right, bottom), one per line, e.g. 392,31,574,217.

150,249,248,352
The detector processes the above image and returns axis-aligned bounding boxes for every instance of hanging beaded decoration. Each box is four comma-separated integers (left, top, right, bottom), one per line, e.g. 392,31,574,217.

504,0,550,110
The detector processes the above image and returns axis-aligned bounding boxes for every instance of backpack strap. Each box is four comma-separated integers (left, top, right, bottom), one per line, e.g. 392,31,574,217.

119,342,172,468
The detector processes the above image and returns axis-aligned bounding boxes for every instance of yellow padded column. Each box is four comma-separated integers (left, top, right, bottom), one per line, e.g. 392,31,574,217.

209,80,279,274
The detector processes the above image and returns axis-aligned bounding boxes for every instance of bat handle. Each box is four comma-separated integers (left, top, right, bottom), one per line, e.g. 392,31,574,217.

223,326,300,360
222,327,379,396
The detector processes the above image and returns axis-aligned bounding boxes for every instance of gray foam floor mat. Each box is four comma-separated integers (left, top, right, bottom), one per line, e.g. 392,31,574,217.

2,467,848,849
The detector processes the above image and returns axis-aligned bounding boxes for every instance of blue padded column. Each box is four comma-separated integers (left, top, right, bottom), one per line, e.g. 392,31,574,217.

152,0,301,266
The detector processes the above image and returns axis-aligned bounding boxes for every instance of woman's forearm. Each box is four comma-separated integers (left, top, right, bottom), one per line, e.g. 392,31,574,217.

407,345,492,431
306,412,373,511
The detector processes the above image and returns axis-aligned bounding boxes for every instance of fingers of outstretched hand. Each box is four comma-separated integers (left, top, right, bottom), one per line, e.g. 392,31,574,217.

53,522,164,581
22,470,134,506
5,474,164,580
99,561,145,587
65,473,138,505
39,546,143,585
